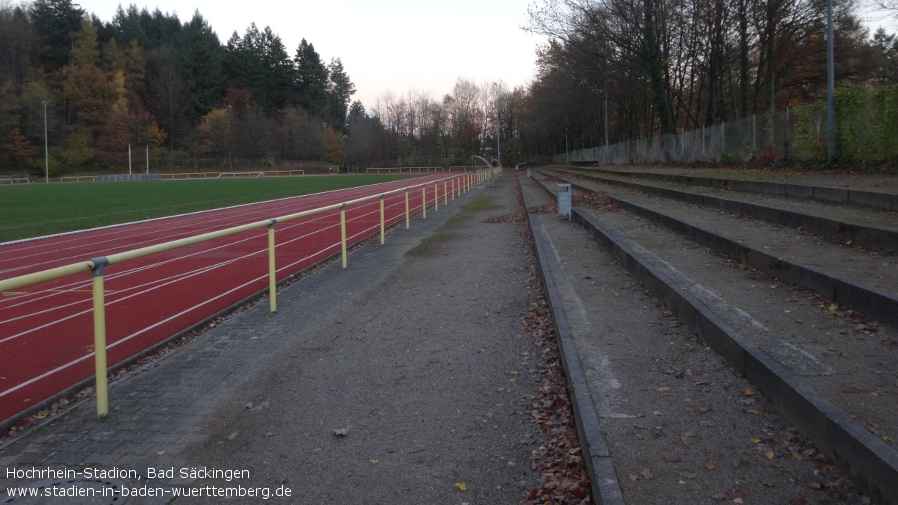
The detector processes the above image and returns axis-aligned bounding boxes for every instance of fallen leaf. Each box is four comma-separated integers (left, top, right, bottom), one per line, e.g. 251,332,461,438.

750,438,762,444
870,391,880,397
764,451,776,460
455,482,468,491
742,389,756,397
641,469,654,479
728,487,746,500
748,409,761,415
706,464,717,471
369,459,378,465
333,428,349,437
663,457,683,463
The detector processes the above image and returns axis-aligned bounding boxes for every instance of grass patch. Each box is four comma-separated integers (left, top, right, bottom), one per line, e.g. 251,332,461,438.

444,212,469,227
408,190,497,256
0,175,415,242
407,232,451,257
461,194,497,211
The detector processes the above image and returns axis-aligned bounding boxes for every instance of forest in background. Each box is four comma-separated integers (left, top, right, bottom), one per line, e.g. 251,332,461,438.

2,0,898,175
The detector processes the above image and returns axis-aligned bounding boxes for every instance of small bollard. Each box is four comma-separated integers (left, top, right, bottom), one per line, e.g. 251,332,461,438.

557,183,571,220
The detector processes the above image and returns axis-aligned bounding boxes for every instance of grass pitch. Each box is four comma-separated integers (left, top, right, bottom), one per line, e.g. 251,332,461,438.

0,175,416,243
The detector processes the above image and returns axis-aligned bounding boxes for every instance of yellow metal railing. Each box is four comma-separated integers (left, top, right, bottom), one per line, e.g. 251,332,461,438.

0,169,499,419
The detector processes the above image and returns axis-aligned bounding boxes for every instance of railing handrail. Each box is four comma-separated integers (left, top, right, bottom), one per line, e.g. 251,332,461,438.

0,174,475,294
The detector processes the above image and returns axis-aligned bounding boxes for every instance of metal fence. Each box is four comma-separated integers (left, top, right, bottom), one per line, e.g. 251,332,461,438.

555,108,812,165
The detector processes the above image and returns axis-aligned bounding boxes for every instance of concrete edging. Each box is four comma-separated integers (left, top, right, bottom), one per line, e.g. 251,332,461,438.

522,181,625,505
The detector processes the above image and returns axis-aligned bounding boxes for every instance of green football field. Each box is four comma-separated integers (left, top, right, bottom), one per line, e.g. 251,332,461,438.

0,175,416,243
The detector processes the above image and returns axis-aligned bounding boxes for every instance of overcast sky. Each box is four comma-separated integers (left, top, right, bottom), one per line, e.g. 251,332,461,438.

72,0,546,110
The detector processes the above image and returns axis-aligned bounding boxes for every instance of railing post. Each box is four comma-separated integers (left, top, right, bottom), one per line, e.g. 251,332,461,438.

451,178,456,201
268,219,277,312
90,257,109,419
380,195,385,245
422,186,426,219
340,204,347,268
434,182,438,212
444,180,448,206
405,189,410,229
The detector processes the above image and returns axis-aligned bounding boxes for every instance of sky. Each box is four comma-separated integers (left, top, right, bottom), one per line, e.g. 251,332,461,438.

72,0,547,110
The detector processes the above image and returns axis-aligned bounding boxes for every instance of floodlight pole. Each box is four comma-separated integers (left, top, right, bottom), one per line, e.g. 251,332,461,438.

43,100,49,183
826,0,836,161
493,82,500,167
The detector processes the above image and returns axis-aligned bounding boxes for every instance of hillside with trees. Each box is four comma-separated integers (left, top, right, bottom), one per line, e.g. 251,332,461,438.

0,0,356,174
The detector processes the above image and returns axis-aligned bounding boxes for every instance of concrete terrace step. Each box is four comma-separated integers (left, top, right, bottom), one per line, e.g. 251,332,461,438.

540,169,898,329
550,167,898,254
522,171,898,503
573,166,898,211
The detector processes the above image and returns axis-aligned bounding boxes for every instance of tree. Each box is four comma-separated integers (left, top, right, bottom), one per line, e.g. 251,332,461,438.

224,24,268,107
147,47,189,159
178,12,225,119
294,39,329,117
29,0,84,71
326,57,355,132
323,126,343,165
0,2,39,91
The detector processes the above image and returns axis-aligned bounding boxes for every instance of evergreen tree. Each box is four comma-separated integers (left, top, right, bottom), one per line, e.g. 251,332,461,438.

224,24,268,107
259,26,294,111
294,39,328,117
326,57,355,132
179,12,224,118
0,4,40,90
29,0,84,72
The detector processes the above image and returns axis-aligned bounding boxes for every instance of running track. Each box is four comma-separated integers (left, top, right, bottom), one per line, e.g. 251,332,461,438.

0,173,468,424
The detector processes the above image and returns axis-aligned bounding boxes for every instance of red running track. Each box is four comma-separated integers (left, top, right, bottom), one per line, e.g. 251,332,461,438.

0,173,468,424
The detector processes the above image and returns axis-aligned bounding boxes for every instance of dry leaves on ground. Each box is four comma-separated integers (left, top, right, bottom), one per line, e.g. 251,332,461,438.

521,291,592,505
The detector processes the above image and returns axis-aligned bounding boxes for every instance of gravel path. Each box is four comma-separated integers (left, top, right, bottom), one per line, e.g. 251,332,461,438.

177,176,545,504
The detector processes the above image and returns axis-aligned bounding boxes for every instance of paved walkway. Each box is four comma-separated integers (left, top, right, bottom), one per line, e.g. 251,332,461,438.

1,174,544,504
